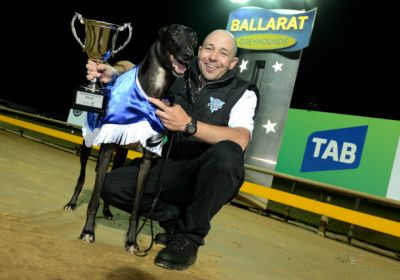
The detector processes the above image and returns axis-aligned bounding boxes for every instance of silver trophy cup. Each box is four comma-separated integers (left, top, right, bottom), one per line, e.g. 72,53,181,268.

71,12,132,114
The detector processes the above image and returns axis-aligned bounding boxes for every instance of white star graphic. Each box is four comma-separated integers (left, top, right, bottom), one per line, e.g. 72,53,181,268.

272,61,283,72
239,59,248,73
262,120,277,134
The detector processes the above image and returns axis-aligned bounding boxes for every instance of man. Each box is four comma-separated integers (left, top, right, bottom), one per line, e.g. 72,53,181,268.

86,29,259,270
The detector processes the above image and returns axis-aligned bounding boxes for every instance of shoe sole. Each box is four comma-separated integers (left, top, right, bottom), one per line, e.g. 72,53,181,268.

154,257,196,270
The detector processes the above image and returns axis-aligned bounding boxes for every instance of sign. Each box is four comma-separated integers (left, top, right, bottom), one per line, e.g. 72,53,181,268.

227,7,317,51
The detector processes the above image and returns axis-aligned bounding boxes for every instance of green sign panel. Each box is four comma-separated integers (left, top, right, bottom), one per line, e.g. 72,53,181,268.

276,109,400,200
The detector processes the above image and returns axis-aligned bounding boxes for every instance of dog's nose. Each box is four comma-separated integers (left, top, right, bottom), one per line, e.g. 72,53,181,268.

182,47,194,60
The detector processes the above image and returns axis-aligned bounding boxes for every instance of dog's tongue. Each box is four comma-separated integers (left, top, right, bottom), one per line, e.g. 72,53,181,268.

171,56,187,75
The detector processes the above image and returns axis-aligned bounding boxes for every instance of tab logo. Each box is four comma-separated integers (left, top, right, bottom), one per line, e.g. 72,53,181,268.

300,126,368,172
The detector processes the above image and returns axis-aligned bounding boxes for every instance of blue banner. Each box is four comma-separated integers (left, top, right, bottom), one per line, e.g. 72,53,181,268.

300,126,368,172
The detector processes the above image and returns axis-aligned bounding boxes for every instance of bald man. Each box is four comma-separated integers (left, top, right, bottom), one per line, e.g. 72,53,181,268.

95,29,259,270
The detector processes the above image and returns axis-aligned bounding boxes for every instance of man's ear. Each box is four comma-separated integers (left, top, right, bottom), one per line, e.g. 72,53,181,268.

229,57,239,70
197,46,202,57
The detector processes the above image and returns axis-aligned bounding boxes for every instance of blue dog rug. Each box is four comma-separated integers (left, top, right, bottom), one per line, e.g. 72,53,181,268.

82,66,166,156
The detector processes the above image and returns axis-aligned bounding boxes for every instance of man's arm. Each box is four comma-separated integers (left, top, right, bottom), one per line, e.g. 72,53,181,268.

113,60,135,75
195,123,250,151
86,60,135,83
149,96,255,151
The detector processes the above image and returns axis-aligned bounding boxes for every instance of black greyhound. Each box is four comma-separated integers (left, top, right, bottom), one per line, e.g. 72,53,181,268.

77,24,197,253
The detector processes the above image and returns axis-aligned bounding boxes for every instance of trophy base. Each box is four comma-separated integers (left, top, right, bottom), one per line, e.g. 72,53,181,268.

72,84,108,114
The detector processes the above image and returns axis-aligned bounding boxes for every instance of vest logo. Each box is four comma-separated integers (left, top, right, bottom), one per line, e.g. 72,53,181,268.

208,97,225,113
300,126,368,172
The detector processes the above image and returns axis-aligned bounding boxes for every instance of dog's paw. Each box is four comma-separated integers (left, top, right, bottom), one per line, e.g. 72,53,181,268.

125,241,139,255
80,231,95,243
63,203,76,211
102,208,114,220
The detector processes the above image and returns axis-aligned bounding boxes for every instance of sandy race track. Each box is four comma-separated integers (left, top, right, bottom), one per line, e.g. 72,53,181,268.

0,129,399,280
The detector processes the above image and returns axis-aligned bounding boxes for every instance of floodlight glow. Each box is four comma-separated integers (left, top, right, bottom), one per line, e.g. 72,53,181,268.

230,0,250,4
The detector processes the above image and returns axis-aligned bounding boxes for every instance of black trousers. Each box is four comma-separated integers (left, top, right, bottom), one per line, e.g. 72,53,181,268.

101,140,245,245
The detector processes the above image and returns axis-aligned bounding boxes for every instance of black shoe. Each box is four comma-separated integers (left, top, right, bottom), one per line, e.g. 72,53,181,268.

154,234,198,270
154,232,173,246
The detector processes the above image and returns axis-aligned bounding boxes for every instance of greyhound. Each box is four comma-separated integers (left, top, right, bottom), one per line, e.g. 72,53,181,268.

77,24,197,253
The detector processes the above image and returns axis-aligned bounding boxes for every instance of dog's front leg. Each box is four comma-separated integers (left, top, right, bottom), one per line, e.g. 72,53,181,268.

125,149,154,253
64,142,92,211
80,143,115,243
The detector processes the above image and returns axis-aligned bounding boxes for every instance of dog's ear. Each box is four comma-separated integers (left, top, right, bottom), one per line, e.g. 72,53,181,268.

191,32,198,48
184,27,198,48
159,26,168,36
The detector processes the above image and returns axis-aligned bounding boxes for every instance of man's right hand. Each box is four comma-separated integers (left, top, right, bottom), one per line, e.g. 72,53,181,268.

86,59,116,84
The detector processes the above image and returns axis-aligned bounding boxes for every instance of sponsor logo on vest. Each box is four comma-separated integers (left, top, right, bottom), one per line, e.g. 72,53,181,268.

301,126,368,172
208,97,225,113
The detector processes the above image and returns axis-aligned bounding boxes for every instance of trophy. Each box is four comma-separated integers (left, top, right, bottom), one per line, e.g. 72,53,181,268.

71,12,132,114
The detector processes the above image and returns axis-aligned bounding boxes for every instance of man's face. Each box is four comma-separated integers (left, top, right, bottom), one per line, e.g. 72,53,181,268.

197,31,238,82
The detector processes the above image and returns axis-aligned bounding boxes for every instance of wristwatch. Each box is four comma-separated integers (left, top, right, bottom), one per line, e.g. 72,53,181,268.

184,118,197,136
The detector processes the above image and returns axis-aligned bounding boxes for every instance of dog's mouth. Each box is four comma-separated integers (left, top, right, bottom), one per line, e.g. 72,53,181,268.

170,55,189,76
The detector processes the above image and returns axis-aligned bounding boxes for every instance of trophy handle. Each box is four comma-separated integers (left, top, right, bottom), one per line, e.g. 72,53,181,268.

112,23,132,56
71,12,85,50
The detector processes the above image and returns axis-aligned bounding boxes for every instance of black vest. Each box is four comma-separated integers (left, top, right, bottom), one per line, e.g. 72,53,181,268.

164,59,259,159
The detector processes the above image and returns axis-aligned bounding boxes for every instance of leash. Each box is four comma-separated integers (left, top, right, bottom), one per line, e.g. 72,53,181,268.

133,95,176,256
133,132,175,256
184,70,195,104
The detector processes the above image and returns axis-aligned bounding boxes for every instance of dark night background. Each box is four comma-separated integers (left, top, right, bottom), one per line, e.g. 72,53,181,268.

1,0,397,121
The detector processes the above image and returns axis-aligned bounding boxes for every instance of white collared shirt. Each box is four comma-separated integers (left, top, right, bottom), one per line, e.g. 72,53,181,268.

228,89,258,136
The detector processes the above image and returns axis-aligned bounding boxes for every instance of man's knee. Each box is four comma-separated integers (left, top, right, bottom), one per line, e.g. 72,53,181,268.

201,140,244,173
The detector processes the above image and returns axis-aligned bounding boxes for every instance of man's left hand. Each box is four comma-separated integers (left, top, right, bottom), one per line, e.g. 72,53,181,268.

149,97,191,132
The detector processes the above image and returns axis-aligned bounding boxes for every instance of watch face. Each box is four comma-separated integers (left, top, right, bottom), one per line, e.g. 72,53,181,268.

185,119,197,136
187,124,196,134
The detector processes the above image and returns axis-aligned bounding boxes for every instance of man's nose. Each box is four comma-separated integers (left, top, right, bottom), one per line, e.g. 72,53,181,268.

208,50,218,61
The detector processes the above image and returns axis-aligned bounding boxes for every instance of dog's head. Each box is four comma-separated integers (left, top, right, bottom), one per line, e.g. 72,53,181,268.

157,24,197,77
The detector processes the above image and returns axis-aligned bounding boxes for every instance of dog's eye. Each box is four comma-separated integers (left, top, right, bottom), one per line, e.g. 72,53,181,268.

191,36,197,46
